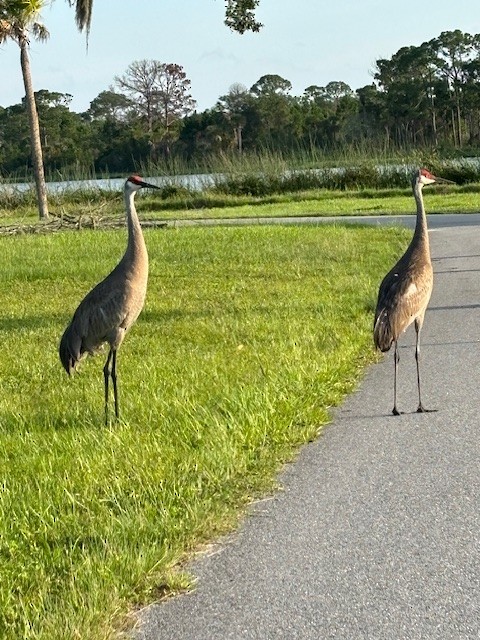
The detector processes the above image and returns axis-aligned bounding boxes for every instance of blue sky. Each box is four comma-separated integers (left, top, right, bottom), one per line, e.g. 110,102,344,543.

1,0,479,113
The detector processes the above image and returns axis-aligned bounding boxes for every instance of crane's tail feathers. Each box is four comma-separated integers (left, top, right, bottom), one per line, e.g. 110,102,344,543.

373,309,394,353
59,323,83,375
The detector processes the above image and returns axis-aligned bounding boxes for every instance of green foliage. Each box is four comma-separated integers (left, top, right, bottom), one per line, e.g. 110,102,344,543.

224,0,262,33
0,223,408,639
4,29,480,176
156,183,192,200
423,159,480,185
212,160,480,197
2,159,480,226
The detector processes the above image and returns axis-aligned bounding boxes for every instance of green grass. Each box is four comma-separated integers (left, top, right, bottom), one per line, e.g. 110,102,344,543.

147,186,479,220
0,223,409,638
1,183,479,230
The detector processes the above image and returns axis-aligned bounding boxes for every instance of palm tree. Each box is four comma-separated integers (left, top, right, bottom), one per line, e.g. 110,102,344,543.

0,0,50,219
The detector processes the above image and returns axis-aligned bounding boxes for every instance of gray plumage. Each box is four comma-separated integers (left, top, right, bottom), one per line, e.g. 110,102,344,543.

374,167,451,415
59,175,160,423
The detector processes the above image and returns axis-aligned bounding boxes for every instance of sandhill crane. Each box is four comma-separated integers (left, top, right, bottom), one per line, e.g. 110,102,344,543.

59,175,160,424
374,167,451,415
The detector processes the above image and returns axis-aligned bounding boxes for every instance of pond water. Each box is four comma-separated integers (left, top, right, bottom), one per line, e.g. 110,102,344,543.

2,158,479,195
1,172,221,194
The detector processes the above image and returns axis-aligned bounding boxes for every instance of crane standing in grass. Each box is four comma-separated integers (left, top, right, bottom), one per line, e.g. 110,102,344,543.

374,168,451,415
59,175,161,424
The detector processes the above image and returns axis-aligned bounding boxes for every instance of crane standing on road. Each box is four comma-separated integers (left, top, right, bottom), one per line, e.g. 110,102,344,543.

374,168,452,415
59,175,160,424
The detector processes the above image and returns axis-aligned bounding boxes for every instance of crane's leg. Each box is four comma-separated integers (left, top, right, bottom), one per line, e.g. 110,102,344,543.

111,350,119,421
103,348,114,425
415,319,425,413
392,340,401,415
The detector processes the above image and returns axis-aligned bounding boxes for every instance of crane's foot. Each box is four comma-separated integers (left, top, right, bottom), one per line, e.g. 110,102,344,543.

416,404,438,413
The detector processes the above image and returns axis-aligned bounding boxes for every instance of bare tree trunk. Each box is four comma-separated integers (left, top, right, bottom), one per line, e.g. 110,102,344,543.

451,109,457,146
235,124,243,153
430,94,438,147
20,34,49,220
456,98,463,147
383,125,390,153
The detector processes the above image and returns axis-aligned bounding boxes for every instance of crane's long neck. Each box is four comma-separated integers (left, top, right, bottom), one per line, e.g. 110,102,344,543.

411,182,430,259
124,190,148,265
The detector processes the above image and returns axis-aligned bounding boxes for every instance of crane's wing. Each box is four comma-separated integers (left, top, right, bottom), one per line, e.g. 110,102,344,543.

74,284,130,347
59,276,142,374
373,261,433,352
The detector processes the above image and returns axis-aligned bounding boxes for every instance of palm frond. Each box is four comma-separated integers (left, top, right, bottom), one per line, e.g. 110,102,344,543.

0,0,50,43
31,20,49,41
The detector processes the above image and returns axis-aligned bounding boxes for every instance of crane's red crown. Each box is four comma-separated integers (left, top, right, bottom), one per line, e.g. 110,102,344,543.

128,175,144,185
420,168,435,181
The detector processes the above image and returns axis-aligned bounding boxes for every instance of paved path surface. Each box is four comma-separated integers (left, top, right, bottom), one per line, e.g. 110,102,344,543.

169,212,480,229
134,222,480,640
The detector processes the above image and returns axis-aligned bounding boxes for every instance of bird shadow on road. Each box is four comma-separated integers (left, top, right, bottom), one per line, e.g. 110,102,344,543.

434,268,480,274
427,304,480,311
336,409,440,422
396,339,480,348
433,254,480,261
333,408,441,422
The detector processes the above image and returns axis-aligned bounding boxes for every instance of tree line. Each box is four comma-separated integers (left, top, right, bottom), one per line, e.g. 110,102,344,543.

3,29,480,178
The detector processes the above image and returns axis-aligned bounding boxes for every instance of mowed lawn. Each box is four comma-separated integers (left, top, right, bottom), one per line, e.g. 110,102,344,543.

148,188,480,220
0,223,409,639
1,182,478,228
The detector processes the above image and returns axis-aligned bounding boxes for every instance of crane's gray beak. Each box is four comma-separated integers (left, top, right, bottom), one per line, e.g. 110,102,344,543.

141,181,162,190
434,176,455,184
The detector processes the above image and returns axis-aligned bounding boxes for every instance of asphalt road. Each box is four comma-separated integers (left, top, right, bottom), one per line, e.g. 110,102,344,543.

133,218,480,640
170,212,480,229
